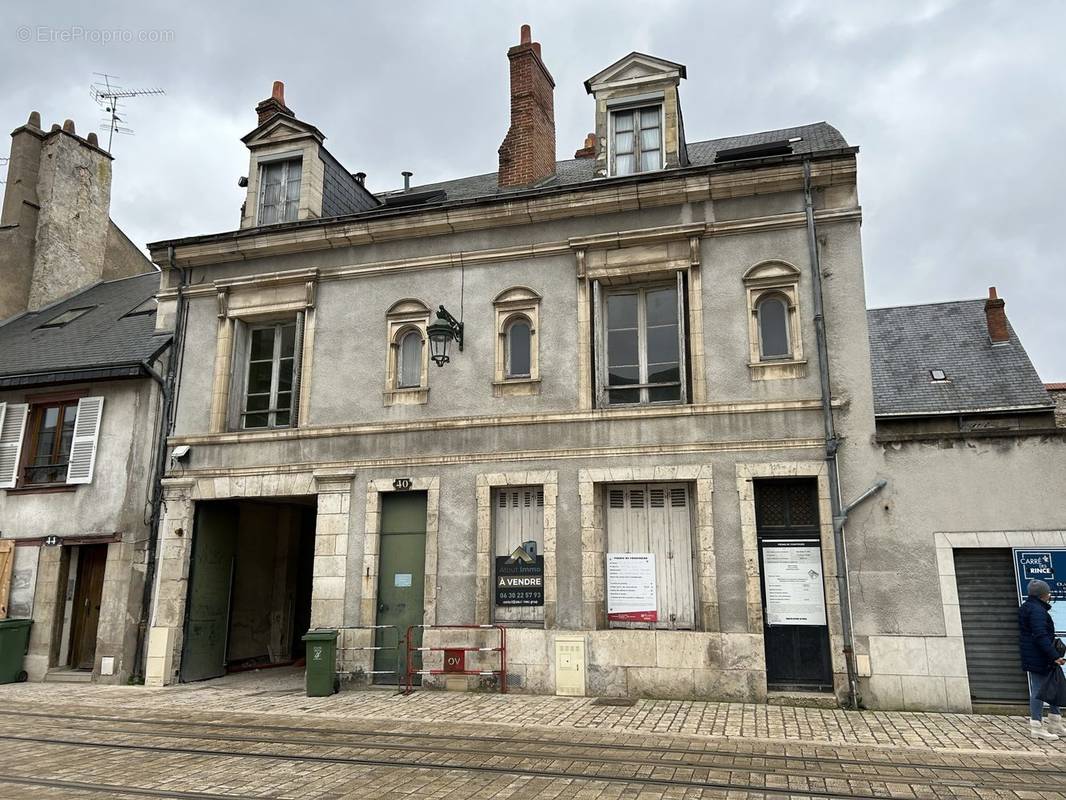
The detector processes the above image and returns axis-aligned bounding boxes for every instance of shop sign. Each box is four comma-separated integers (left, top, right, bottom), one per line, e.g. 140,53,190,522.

1014,548,1066,634
606,553,657,623
495,544,544,607
762,541,827,626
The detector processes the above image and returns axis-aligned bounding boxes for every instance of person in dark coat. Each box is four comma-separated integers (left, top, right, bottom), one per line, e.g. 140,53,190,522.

1019,579,1066,740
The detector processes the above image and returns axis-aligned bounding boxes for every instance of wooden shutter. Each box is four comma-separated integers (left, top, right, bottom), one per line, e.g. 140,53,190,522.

493,486,545,623
0,403,29,489
606,483,695,629
229,320,250,430
291,310,305,427
592,280,607,408
66,396,104,485
0,540,14,619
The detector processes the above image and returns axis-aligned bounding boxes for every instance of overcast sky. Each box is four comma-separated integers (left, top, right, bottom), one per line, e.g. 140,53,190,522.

2,1,1063,379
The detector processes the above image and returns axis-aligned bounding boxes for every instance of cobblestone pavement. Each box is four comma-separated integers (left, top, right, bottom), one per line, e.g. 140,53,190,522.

0,672,1062,799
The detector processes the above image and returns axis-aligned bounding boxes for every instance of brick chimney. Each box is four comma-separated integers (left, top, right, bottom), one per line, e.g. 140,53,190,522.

498,25,556,188
255,81,294,126
985,286,1010,344
575,132,597,159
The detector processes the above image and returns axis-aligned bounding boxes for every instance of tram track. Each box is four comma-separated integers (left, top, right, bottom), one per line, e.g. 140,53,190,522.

0,705,1057,777
0,707,1058,799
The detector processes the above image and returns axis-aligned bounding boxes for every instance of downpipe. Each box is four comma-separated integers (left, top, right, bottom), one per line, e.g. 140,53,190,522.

133,246,188,683
803,159,861,709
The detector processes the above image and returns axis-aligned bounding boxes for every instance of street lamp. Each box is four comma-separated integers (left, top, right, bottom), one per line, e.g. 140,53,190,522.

427,305,463,367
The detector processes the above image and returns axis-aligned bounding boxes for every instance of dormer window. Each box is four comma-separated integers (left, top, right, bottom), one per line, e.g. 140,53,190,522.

258,157,302,225
611,105,662,176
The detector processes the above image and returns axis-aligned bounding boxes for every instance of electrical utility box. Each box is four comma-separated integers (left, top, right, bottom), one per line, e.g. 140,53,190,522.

554,635,586,697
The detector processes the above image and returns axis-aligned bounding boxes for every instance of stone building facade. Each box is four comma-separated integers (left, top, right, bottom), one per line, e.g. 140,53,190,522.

0,113,170,684
143,28,883,704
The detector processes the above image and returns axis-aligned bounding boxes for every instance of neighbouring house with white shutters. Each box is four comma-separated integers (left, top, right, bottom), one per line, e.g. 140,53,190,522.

0,111,172,683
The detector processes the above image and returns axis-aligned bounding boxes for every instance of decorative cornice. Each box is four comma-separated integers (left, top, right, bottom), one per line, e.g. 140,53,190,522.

155,207,860,300
150,157,858,269
167,397,836,446
164,436,826,479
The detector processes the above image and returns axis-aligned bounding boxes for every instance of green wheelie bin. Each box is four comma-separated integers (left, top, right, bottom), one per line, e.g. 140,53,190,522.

302,628,338,697
0,619,33,684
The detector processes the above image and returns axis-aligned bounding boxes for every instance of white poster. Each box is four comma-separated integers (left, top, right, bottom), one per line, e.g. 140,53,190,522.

606,553,658,622
763,545,827,626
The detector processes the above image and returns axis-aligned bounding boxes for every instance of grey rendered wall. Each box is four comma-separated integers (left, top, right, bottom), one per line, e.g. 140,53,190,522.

0,377,162,683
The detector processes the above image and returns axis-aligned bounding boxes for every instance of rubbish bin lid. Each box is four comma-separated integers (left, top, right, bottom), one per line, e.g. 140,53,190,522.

0,618,32,629
301,628,338,642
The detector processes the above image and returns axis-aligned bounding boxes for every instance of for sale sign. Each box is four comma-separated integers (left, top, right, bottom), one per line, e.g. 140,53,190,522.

606,553,658,623
495,544,544,607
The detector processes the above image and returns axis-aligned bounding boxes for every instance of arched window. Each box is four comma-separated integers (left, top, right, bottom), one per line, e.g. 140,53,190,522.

756,294,790,359
505,318,532,378
397,329,423,388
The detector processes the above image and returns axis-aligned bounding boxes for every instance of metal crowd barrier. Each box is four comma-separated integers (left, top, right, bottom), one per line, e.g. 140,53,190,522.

335,624,402,690
403,624,507,695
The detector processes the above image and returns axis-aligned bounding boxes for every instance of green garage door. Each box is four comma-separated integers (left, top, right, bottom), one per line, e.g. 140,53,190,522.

953,547,1028,705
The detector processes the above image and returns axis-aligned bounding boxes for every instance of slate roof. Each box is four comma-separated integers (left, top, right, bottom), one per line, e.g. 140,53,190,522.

867,299,1053,417
389,122,849,201
0,272,171,385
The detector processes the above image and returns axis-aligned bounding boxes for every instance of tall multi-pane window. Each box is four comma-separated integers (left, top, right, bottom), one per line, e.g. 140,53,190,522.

24,402,77,484
610,106,662,176
397,329,423,389
243,322,297,429
756,295,791,360
258,158,302,225
602,282,684,406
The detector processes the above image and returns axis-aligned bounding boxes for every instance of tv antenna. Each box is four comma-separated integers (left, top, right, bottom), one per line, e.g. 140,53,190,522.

0,156,8,185
90,73,165,152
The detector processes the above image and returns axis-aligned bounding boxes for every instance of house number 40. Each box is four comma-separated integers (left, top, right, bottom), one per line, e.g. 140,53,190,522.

393,478,413,491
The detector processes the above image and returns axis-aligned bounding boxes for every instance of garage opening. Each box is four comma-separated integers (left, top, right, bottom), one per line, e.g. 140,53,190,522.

180,497,316,682
953,547,1028,707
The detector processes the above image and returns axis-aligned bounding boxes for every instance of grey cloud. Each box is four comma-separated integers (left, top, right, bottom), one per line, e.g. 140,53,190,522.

1,0,1062,378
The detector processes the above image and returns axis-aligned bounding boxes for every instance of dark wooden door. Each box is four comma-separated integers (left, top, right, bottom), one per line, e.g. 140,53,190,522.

181,503,238,682
69,544,108,671
755,479,833,690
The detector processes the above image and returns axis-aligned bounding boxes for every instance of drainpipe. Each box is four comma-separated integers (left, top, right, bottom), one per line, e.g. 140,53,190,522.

803,159,860,709
133,246,189,683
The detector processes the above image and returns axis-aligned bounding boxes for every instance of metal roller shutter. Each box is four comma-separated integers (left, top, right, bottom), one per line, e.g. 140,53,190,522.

953,548,1028,705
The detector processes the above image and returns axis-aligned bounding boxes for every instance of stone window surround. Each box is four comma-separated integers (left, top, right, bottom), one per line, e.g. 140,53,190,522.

383,299,431,406
578,465,716,632
735,461,847,698
742,260,807,381
574,227,707,411
492,287,542,397
358,477,440,630
209,275,317,434
474,471,558,626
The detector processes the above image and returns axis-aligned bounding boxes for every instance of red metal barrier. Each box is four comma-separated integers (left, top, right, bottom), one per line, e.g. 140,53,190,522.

404,624,507,694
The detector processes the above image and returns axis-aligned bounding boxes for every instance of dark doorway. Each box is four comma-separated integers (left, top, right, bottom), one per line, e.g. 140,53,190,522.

374,492,427,684
69,544,107,671
181,497,316,682
755,478,833,691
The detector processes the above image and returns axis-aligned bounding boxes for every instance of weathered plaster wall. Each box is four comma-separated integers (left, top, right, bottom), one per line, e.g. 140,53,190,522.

848,434,1066,711
0,377,163,683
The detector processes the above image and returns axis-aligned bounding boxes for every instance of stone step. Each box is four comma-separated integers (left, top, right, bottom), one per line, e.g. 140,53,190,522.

767,690,839,709
44,669,93,684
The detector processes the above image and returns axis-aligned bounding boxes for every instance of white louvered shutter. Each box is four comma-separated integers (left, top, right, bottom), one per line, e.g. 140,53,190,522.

66,396,104,485
493,486,545,623
0,403,29,489
606,483,695,630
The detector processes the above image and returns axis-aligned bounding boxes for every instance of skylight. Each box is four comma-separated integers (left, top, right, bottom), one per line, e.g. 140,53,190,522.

38,306,95,328
123,297,158,317
930,369,948,382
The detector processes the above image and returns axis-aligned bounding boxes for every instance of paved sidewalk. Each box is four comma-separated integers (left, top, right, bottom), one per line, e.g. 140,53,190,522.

0,669,1060,758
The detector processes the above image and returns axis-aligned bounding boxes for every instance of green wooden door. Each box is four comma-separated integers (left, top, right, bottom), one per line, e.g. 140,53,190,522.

181,503,238,682
374,492,427,683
